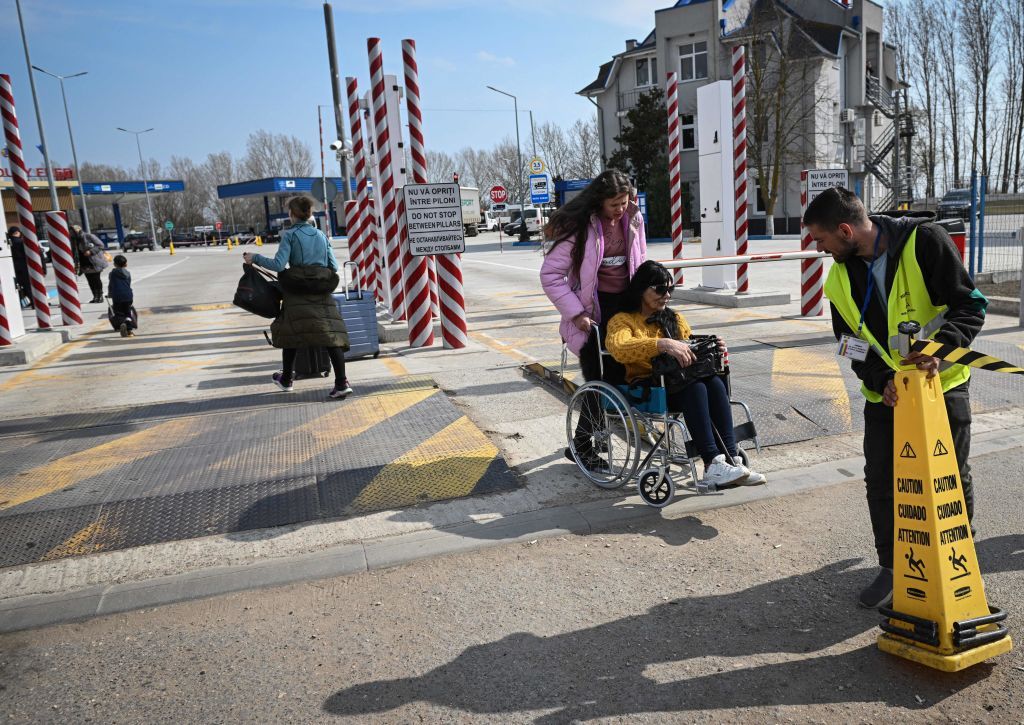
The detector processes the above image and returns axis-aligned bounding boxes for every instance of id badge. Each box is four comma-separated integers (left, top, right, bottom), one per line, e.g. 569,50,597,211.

838,334,869,362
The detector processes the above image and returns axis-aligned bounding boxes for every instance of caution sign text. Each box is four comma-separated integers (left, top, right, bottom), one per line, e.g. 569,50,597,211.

403,183,466,256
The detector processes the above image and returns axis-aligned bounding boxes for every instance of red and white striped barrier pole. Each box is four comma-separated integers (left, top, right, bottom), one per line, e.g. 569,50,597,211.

666,71,684,285
367,38,405,320
344,76,370,291
403,38,467,348
44,212,82,325
1,74,50,328
800,170,824,316
661,250,825,269
398,39,435,348
427,256,439,319
0,287,11,345
732,45,750,294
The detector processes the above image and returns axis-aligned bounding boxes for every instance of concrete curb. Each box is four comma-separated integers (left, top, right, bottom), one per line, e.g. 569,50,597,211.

8,426,1023,635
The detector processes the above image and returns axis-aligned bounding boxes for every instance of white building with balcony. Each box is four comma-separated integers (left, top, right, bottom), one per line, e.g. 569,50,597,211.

578,0,904,234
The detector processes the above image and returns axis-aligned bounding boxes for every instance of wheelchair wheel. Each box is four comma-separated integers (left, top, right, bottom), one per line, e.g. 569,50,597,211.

566,381,640,489
736,448,750,467
637,469,674,508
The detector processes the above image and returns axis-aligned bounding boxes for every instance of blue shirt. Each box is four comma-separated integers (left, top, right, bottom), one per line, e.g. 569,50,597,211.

253,222,339,272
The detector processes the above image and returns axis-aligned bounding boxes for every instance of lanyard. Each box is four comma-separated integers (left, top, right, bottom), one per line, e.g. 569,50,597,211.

856,226,884,336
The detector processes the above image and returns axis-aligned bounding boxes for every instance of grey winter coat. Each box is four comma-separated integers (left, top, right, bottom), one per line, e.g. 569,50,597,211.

77,233,108,274
269,265,349,350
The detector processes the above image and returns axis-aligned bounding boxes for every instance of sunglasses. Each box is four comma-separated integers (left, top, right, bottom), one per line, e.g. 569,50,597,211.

649,284,675,296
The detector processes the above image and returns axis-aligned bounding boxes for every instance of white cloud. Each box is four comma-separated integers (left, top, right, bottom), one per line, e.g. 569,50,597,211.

428,57,458,72
477,50,516,67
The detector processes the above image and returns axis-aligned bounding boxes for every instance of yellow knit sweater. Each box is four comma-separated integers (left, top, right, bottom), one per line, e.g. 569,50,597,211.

606,309,693,382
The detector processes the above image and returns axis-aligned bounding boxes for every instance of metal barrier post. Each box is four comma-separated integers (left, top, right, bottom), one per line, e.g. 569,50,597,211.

968,171,978,279
977,175,987,276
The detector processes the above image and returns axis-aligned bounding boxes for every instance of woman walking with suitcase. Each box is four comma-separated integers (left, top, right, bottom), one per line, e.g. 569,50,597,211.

243,196,352,399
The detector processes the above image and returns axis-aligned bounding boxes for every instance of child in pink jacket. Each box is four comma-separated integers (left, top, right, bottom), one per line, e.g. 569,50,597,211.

539,169,647,469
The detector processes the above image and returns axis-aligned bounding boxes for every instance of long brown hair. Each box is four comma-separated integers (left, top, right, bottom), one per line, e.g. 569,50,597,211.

543,169,633,281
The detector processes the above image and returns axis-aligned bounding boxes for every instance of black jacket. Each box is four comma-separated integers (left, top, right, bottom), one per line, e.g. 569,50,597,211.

830,213,987,396
108,267,133,303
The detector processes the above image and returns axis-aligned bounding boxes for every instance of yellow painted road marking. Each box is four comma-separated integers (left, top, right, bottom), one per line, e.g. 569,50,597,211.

41,514,113,561
381,356,409,376
351,415,498,512
470,331,536,362
205,387,437,478
771,347,851,430
0,323,106,393
0,417,208,511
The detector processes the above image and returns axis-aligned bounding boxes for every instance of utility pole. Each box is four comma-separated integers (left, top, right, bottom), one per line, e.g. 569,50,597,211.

323,3,352,202
14,0,59,210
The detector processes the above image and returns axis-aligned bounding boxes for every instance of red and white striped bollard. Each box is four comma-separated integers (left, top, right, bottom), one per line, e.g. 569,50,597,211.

367,38,406,320
800,170,824,316
666,71,684,285
344,76,370,292
44,212,82,325
732,45,750,294
1,74,50,328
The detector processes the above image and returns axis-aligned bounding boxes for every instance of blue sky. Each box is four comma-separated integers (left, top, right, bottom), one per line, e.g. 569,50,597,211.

0,0,668,178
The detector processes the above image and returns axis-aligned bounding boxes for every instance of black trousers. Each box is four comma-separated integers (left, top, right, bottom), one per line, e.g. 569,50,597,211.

282,347,347,388
863,379,973,568
573,291,627,449
111,300,137,330
84,272,103,299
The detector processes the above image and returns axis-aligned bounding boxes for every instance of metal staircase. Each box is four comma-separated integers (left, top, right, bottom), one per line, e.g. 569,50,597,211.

864,75,916,211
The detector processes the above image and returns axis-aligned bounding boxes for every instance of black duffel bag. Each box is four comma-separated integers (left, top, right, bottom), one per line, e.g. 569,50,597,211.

650,335,725,393
233,264,281,318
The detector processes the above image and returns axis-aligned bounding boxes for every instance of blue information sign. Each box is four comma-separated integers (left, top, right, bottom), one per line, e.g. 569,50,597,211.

529,174,550,204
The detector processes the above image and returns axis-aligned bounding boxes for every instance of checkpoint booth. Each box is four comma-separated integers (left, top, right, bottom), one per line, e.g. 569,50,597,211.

216,177,357,240
76,180,185,247
1,179,81,231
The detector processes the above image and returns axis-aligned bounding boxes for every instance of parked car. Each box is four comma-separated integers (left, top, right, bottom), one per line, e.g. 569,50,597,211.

123,233,156,252
162,232,208,248
502,207,547,237
937,188,977,221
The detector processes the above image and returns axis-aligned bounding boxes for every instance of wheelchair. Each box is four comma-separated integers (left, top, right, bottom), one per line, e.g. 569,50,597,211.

562,325,761,508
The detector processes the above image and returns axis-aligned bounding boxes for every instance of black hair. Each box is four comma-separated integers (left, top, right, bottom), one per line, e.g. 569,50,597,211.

543,168,635,281
622,260,681,339
802,187,868,229
114,254,128,267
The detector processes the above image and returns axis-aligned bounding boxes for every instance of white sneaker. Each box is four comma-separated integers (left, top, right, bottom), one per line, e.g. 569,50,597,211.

733,456,767,486
702,454,748,487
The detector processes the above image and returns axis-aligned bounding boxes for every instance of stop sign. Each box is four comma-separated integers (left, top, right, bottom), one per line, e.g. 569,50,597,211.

215,221,223,231
490,185,508,204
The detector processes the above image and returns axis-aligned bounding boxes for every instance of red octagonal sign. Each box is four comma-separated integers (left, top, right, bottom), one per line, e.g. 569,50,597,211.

489,185,508,204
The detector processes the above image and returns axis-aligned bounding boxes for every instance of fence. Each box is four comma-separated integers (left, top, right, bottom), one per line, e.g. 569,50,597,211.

914,174,1024,279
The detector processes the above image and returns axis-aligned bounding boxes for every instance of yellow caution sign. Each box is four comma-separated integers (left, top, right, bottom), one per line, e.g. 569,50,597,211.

169,242,175,256
879,367,1012,670
909,339,1024,375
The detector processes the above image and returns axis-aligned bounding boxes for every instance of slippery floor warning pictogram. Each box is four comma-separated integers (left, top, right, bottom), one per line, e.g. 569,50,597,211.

879,368,1013,671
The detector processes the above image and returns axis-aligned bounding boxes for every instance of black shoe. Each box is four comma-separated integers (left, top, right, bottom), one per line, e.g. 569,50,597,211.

858,567,893,609
564,446,608,472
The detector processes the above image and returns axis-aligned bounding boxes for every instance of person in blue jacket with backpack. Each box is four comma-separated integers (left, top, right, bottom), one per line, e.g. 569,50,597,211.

243,195,352,399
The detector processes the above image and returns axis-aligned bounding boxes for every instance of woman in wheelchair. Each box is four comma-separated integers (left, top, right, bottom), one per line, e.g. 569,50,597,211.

606,261,766,488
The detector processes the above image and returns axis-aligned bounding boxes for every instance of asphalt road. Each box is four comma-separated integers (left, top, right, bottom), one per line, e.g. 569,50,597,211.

1,450,1021,723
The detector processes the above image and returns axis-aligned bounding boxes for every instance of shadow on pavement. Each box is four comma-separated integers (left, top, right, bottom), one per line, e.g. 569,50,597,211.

324,536,1023,721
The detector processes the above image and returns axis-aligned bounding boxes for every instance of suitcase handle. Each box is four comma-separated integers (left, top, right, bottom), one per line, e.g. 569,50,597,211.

342,260,362,301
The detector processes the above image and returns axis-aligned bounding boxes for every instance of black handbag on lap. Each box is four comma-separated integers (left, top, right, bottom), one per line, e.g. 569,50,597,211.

650,335,724,392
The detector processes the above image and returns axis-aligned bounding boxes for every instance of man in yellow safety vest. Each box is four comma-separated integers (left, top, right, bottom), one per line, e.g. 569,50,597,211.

803,187,988,609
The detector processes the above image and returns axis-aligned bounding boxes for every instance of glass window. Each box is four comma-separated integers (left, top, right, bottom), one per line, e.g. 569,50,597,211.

652,57,658,85
681,114,696,150
679,41,708,82
636,58,649,87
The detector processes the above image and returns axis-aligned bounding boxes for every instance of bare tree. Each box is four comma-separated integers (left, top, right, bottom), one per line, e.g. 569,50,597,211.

739,0,830,235
935,0,964,187
425,149,457,183
569,116,602,179
960,0,997,187
535,122,574,179
455,147,498,197
998,0,1024,192
907,0,939,197
491,137,527,205
242,130,313,179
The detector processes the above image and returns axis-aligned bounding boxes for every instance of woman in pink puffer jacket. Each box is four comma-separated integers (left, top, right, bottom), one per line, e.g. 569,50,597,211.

539,169,647,468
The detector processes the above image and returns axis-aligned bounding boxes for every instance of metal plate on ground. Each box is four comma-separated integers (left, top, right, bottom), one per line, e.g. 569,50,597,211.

0,377,518,568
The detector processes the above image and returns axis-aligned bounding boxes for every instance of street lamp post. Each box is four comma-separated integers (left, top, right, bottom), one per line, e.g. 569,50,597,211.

486,85,530,242
33,66,91,233
116,127,159,248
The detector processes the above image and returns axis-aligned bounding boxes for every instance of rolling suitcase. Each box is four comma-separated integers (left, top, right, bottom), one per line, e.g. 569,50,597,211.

333,261,380,360
261,331,331,380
